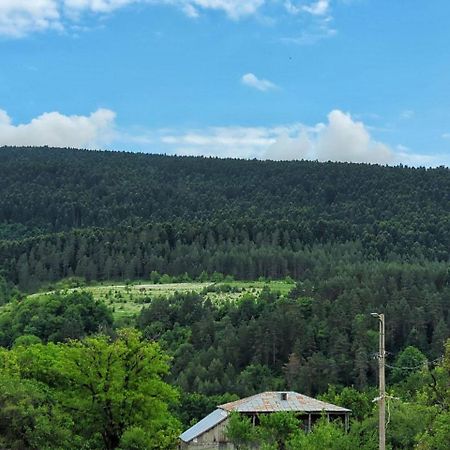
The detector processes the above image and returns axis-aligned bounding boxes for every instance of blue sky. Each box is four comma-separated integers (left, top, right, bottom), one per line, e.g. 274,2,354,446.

1,0,450,165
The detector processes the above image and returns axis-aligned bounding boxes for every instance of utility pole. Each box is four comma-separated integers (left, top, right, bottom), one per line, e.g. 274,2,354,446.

371,312,386,450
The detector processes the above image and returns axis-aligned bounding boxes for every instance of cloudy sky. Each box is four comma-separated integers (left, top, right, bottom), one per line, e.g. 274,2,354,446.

1,0,450,165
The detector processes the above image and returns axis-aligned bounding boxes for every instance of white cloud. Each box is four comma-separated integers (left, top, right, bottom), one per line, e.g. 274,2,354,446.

241,73,278,92
281,25,336,45
0,107,440,166
0,108,116,148
284,0,330,16
0,0,61,37
400,109,414,120
282,1,336,45
64,0,140,14
181,2,200,18
188,1,264,20
64,0,265,19
264,130,312,160
0,0,345,38
302,0,330,16
0,0,268,36
159,125,279,158
154,110,435,166
315,110,393,164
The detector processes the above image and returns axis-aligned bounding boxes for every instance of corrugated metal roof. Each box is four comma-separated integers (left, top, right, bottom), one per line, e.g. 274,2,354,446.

219,391,351,413
180,408,229,443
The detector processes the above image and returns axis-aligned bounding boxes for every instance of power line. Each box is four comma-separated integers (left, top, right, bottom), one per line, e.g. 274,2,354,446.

385,357,443,371
370,352,443,371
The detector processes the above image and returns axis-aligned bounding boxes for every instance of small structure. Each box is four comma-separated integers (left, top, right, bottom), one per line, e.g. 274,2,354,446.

179,391,351,449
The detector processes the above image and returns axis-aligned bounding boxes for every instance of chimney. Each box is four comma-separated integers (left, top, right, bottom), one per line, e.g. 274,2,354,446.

281,392,288,401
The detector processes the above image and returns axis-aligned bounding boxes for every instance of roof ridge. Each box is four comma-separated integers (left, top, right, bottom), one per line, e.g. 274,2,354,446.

218,391,267,409
218,391,351,413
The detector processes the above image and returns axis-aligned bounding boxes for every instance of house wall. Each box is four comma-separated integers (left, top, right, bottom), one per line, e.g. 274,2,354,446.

180,412,351,449
181,418,234,450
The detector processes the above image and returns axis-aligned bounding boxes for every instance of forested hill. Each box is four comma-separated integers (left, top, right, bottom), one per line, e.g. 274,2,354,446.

1,146,450,287
1,147,449,449
1,146,450,237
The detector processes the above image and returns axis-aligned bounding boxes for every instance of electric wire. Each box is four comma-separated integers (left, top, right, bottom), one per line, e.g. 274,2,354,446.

384,357,443,371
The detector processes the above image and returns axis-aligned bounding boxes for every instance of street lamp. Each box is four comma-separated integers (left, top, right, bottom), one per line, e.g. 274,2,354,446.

371,313,386,450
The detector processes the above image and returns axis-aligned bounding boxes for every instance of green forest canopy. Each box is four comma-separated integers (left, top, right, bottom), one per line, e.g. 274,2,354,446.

1,146,450,289
0,146,449,448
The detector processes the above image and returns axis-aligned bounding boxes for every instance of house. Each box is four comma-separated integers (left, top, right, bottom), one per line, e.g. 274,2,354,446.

179,391,351,449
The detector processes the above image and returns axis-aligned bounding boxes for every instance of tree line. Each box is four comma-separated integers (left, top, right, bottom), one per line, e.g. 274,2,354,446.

1,146,450,289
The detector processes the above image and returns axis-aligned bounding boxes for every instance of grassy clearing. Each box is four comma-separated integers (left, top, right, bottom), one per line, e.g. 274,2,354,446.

33,282,211,320
204,280,295,304
224,280,295,295
90,282,211,319
25,279,295,320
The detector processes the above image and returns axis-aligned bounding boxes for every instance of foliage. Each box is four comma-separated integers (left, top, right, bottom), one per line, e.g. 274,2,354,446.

391,346,428,384
258,412,300,449
287,418,359,450
0,374,79,450
416,411,450,449
417,340,450,411
137,272,449,397
414,342,450,449
0,275,16,304
225,412,257,450
0,329,180,450
319,386,375,421
0,291,113,347
118,427,154,450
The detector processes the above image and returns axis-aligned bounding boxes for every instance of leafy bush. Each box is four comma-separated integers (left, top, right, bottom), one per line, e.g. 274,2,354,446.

0,291,113,347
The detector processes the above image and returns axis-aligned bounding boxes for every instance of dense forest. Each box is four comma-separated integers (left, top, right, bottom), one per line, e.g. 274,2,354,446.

2,146,449,242
0,146,449,449
0,286,448,449
1,146,450,289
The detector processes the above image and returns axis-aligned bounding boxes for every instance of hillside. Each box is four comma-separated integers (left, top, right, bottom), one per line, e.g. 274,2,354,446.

0,146,449,449
1,146,450,289
23,279,294,320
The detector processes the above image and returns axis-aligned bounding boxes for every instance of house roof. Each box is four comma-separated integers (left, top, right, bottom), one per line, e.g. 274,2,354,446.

180,408,228,443
180,391,350,443
219,391,351,413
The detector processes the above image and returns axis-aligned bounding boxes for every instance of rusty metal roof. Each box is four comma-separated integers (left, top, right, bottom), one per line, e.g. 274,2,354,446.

219,391,351,413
